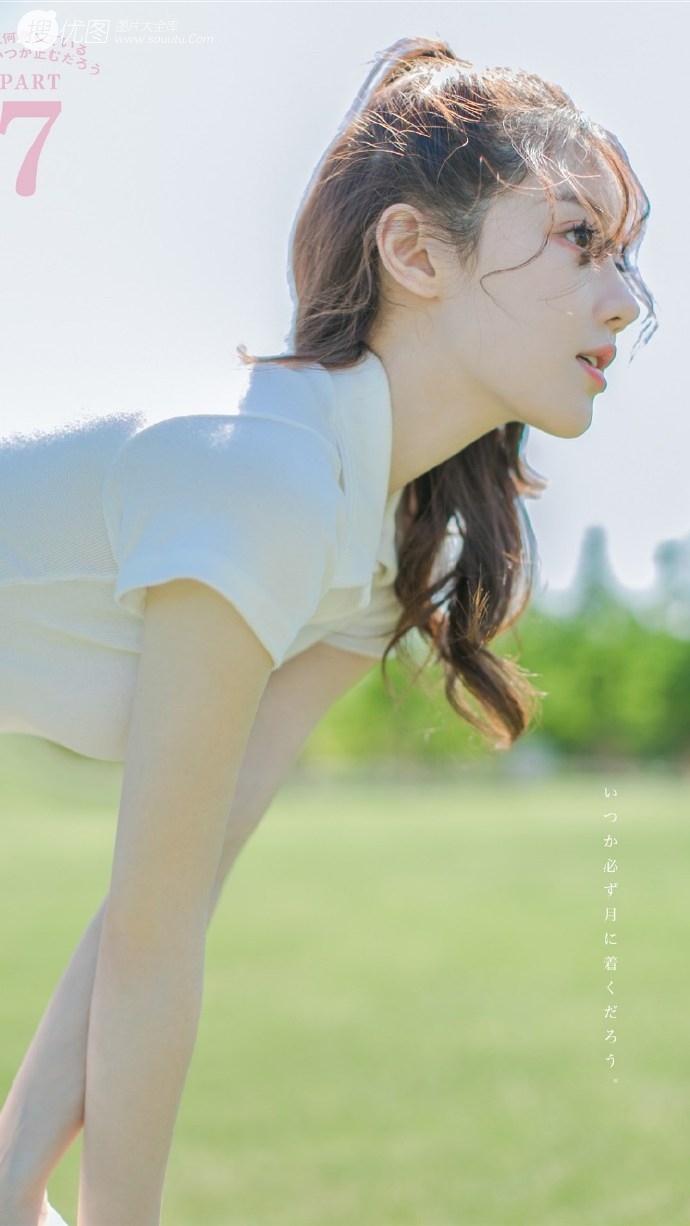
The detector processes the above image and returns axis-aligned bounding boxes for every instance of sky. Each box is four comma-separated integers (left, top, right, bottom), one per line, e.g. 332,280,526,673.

1,0,687,600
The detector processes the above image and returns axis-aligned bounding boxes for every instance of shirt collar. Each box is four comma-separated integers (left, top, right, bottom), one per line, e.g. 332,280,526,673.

327,347,402,587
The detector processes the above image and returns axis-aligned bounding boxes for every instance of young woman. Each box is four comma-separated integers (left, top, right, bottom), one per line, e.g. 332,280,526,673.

0,35,654,1226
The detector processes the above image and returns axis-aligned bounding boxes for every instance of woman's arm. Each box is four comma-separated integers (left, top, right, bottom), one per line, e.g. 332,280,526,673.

78,578,274,1225
0,639,375,1225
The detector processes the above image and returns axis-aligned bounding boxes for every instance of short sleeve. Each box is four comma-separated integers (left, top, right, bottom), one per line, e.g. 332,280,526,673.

101,407,346,669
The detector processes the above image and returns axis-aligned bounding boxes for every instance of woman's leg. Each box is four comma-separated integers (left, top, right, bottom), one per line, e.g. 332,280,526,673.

0,856,234,1226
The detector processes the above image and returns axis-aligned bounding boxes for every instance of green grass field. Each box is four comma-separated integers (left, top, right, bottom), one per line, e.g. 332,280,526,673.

1,742,688,1225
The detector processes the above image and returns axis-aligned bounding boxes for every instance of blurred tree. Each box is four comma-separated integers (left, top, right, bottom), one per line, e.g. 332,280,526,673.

645,537,690,638
301,602,690,768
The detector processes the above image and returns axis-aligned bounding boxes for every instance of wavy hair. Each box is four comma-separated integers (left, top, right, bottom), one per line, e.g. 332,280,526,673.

238,37,656,749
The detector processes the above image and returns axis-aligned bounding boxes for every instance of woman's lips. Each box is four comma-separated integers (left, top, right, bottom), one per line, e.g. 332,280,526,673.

576,356,607,391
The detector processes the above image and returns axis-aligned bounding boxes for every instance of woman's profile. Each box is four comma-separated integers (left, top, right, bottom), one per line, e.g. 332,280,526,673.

0,35,654,1226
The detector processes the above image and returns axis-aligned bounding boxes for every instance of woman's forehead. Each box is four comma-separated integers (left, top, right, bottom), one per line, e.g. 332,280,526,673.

557,167,623,219
505,164,625,225
550,144,626,214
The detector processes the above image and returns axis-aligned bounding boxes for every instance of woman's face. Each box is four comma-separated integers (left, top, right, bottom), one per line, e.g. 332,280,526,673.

435,164,642,439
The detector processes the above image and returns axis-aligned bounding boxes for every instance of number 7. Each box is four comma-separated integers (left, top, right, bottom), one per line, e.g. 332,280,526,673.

0,100,62,196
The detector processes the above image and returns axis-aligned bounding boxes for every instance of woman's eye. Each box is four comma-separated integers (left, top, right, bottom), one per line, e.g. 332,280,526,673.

564,221,598,251
558,222,626,272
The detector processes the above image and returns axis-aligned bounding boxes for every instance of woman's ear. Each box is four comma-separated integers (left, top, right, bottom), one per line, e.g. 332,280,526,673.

374,204,450,300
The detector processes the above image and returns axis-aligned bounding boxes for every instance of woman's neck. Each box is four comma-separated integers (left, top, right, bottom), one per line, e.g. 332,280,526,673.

365,335,510,496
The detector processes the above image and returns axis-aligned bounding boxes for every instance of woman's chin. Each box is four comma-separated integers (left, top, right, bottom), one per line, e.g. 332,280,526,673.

536,406,594,440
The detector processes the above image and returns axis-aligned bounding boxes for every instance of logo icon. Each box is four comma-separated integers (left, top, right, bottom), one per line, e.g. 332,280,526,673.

16,9,58,49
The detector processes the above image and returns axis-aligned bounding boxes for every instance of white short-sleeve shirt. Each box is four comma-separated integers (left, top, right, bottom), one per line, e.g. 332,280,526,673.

0,348,405,761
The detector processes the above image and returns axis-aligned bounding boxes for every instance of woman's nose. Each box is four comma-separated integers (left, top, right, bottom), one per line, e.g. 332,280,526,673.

602,259,642,333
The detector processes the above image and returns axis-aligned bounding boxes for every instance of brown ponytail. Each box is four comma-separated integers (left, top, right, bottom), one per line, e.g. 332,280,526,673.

238,37,656,749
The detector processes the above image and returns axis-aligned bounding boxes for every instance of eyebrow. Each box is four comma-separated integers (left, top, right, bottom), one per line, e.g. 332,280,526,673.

553,190,589,206
552,187,617,221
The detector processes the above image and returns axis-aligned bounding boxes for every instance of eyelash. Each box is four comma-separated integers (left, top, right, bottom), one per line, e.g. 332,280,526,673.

566,221,598,254
563,221,627,272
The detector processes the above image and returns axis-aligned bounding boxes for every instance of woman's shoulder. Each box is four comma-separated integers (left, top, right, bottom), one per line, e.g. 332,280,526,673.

98,359,340,476
100,369,350,666
101,372,341,499
100,373,347,556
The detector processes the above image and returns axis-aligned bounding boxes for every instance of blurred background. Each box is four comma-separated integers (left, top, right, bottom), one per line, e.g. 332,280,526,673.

1,3,689,1224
